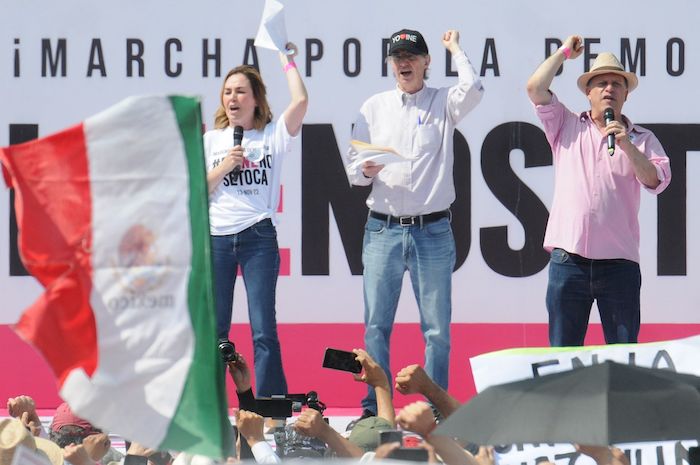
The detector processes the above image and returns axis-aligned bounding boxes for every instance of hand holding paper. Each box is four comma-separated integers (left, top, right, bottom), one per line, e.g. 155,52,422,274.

348,140,412,171
254,0,294,55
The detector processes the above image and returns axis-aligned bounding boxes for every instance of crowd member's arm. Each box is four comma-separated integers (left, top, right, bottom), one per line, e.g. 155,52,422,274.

526,35,583,105
64,443,97,465
576,444,630,465
280,42,308,137
353,348,395,426
236,410,281,464
7,395,45,437
395,364,461,418
396,401,480,465
444,29,484,120
293,408,365,458
228,354,255,460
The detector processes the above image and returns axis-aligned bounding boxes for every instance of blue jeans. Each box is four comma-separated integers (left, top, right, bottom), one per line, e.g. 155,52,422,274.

546,248,641,346
211,219,288,397
361,214,455,413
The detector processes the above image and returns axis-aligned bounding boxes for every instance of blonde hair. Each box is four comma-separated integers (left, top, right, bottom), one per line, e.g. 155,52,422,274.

213,66,273,130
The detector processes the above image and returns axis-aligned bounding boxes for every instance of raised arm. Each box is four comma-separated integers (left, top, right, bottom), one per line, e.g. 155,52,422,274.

526,35,583,105
395,364,461,418
280,42,308,137
353,348,395,426
443,29,484,120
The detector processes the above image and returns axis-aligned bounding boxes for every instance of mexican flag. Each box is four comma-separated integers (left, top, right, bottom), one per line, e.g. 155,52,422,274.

0,96,232,458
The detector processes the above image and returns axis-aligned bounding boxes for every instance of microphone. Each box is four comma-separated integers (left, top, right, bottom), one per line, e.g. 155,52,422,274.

232,125,244,180
604,108,615,156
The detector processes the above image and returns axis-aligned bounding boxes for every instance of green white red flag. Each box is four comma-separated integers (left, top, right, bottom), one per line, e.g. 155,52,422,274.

0,95,232,458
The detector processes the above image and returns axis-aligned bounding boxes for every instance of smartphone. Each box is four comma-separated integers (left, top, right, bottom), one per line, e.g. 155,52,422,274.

322,348,362,373
388,447,429,462
379,430,403,445
254,398,293,418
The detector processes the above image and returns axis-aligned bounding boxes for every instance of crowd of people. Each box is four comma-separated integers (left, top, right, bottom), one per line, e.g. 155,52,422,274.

2,23,672,465
2,350,632,465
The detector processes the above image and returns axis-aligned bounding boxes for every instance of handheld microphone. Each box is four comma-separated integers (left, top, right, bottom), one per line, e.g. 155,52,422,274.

232,125,244,180
603,108,615,156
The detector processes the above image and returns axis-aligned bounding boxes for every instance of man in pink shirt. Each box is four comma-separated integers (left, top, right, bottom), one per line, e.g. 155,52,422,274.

526,35,671,346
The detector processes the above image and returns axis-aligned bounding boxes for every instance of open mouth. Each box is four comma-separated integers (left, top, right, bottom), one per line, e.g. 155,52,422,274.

399,70,413,78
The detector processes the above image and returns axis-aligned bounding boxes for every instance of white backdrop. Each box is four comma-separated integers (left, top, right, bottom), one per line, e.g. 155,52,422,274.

1,0,698,325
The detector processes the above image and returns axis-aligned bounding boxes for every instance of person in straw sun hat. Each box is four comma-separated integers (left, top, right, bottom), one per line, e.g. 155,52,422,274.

0,418,64,465
526,35,671,347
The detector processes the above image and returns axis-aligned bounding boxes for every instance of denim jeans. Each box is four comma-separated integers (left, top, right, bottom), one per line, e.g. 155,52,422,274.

546,248,641,346
361,214,455,413
211,218,288,397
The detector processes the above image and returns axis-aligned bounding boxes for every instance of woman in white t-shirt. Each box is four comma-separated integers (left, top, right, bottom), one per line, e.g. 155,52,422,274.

204,43,307,397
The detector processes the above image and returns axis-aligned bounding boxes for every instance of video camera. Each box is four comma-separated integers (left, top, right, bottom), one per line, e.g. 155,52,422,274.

285,391,327,414
256,391,328,458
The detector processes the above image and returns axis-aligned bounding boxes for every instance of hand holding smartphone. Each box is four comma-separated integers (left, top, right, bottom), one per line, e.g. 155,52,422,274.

322,348,362,373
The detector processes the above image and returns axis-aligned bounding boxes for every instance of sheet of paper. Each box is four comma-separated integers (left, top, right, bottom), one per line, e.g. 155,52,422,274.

347,140,411,171
253,0,293,54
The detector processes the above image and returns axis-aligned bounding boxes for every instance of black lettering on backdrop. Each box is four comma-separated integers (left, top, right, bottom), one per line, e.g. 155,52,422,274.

452,130,472,270
41,38,66,77
164,38,182,77
202,38,221,77
301,124,369,275
445,50,457,77
544,38,563,76
480,122,550,277
480,38,500,76
620,38,646,76
13,38,20,77
8,124,38,276
242,38,258,70
583,38,600,72
343,38,361,77
305,39,323,77
381,38,390,77
666,38,685,76
87,38,106,77
644,124,699,276
126,38,144,77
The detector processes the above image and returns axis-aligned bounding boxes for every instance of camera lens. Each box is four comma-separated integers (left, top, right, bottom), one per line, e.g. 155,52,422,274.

217,339,237,362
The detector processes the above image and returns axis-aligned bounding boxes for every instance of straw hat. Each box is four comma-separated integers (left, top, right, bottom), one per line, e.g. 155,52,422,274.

0,418,64,465
577,52,638,94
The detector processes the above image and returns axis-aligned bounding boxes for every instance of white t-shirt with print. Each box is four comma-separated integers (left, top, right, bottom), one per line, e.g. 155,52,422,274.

205,117,294,235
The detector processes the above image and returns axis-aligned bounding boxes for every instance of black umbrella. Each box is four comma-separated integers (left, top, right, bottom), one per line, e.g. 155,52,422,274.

435,361,700,446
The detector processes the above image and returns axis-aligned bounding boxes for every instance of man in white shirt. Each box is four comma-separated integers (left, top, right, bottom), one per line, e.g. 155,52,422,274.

346,28,484,417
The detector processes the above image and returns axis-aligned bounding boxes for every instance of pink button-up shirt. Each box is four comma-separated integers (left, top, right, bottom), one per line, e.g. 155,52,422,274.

535,93,671,263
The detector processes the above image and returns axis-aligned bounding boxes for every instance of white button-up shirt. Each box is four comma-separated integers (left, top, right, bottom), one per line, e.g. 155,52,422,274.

347,51,484,216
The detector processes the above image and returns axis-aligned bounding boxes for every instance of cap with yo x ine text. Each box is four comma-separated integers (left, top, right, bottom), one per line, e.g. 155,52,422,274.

388,29,429,55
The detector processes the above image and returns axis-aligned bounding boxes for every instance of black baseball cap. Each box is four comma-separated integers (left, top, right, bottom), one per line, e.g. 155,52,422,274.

388,29,429,56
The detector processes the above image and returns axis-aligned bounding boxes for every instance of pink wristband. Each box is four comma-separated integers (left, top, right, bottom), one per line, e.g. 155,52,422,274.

283,61,297,72
559,46,572,59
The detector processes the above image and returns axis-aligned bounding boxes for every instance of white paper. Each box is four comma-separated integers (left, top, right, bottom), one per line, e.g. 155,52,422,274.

254,0,293,54
347,140,412,171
